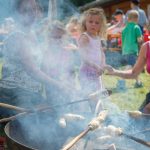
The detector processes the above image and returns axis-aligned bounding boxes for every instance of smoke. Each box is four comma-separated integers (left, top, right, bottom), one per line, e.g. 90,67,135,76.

1,1,150,150
0,0,14,22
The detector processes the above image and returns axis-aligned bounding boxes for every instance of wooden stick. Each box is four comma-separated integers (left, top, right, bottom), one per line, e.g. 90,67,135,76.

0,107,51,123
122,132,150,148
0,103,28,112
62,111,108,150
0,112,28,123
127,110,150,118
142,113,150,117
0,98,89,123
0,98,90,123
132,128,150,135
62,127,91,150
94,147,132,150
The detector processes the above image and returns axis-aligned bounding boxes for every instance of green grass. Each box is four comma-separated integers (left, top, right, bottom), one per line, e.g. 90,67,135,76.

103,71,150,111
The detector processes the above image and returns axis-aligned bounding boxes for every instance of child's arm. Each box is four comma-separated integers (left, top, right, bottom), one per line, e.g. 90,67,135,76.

78,34,104,75
137,36,143,48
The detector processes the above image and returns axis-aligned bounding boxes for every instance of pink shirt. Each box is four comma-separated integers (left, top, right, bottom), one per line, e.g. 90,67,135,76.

146,41,150,74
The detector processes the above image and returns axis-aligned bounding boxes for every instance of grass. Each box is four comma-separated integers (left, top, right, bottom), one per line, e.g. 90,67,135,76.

103,71,150,111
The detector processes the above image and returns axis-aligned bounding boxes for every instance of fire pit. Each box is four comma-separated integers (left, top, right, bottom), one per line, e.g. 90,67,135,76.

4,112,150,150
4,112,87,150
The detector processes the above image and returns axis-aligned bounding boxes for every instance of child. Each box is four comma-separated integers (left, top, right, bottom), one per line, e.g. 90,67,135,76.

41,20,75,107
42,21,72,84
78,8,108,112
121,10,143,88
66,16,81,42
65,16,81,87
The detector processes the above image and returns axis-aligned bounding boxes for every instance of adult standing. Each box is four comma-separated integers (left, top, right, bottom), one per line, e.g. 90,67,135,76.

1,0,72,115
107,9,126,35
126,0,148,34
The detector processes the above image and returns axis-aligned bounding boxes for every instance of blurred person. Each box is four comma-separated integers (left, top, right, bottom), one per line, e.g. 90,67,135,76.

121,10,143,88
106,41,150,114
126,0,148,34
0,17,16,44
42,20,76,98
35,17,51,43
108,15,118,27
107,9,125,35
78,8,108,112
107,9,125,49
65,16,81,87
66,16,81,42
1,0,72,115
2,17,16,34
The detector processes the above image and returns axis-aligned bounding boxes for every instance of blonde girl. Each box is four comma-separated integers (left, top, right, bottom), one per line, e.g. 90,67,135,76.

78,8,107,112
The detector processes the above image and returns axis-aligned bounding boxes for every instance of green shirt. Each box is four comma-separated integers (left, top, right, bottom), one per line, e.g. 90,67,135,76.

122,22,142,55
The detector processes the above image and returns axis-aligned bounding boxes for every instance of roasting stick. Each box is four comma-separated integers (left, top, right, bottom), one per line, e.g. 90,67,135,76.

127,110,150,118
0,103,28,112
62,110,108,150
0,90,105,114
103,124,150,148
0,107,52,123
132,128,150,135
121,132,150,148
0,112,28,123
0,98,91,123
94,147,132,150
0,96,101,124
62,127,91,150
0,98,90,113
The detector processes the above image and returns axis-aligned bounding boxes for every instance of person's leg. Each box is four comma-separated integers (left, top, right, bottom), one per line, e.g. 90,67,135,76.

142,92,150,114
143,103,150,114
139,92,150,112
128,54,143,88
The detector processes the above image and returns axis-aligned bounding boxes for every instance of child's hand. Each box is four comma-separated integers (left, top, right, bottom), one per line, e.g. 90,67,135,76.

97,67,105,76
104,65,115,75
91,65,104,76
64,43,78,51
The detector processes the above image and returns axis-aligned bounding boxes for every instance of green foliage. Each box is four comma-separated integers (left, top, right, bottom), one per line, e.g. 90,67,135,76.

69,0,95,7
103,72,150,111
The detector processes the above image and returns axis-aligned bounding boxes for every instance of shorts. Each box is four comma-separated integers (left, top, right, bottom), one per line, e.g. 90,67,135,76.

123,54,137,66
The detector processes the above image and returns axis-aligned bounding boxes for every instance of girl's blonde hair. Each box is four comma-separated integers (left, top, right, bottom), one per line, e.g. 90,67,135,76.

80,8,107,39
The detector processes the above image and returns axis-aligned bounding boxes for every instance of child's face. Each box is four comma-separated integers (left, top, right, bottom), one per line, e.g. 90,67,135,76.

67,23,80,39
85,14,100,36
